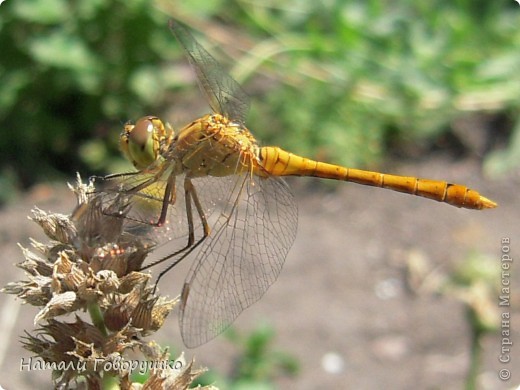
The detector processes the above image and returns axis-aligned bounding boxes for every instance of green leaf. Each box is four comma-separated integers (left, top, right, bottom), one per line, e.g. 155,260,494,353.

28,30,101,72
12,0,68,24
130,65,165,105
0,69,30,115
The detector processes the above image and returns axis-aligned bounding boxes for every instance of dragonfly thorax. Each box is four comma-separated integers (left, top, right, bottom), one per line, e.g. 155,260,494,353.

173,113,260,178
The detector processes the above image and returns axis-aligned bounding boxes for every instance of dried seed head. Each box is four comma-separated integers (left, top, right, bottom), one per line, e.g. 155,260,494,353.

31,208,77,245
1,175,206,388
5,176,166,319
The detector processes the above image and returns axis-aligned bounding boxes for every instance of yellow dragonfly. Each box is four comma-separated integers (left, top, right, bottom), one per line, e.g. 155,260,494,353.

103,20,496,348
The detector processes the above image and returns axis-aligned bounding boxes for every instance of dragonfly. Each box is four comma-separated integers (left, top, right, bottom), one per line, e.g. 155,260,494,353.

102,19,497,348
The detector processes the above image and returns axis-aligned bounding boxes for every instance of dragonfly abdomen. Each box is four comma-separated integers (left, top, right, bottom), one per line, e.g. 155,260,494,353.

259,146,496,210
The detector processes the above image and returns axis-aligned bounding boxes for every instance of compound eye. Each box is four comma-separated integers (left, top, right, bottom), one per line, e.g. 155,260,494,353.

120,116,158,169
130,117,155,150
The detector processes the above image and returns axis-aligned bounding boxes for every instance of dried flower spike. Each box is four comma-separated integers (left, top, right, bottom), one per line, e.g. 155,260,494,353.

3,175,215,389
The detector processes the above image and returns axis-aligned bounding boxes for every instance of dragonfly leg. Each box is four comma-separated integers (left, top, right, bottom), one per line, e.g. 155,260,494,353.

156,173,176,227
100,164,171,197
101,168,176,227
95,171,140,181
141,178,211,293
185,177,211,237
89,172,143,197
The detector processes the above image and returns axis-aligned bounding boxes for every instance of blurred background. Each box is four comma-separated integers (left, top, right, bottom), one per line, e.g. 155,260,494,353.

0,0,519,389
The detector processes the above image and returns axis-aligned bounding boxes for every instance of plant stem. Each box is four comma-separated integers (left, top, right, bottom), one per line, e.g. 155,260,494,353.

88,302,108,337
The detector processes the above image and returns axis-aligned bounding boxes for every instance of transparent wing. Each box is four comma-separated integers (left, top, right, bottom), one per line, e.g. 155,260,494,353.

96,172,225,249
169,19,250,124
179,174,298,348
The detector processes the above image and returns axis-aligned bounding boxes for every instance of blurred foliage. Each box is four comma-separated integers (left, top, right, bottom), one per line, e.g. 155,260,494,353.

443,252,502,389
1,0,520,203
193,324,299,389
129,325,299,389
0,0,181,201
446,251,500,334
407,249,502,389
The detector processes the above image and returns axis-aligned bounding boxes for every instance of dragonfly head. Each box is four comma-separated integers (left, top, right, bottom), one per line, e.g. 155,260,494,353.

120,116,174,170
